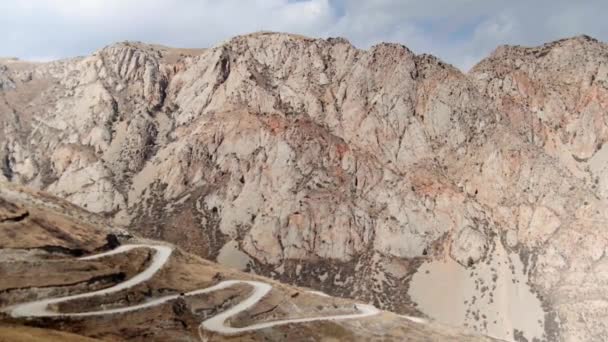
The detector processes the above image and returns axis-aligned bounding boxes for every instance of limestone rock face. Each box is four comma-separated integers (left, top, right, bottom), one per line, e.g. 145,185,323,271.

0,64,16,90
450,226,488,266
2,32,608,341
471,35,608,196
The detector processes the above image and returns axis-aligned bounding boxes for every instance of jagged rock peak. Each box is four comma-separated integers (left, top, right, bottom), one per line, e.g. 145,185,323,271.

218,31,354,47
471,34,607,72
218,31,423,61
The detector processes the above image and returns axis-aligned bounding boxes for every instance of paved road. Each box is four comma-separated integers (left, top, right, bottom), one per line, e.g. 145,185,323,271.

3,244,381,336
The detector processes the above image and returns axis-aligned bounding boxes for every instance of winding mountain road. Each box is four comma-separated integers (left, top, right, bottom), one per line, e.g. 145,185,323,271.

3,244,381,337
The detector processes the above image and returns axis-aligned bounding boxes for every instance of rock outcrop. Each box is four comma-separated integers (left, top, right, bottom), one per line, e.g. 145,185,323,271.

2,32,608,341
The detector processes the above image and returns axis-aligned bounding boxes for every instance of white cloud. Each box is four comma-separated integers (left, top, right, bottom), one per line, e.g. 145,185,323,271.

0,0,607,70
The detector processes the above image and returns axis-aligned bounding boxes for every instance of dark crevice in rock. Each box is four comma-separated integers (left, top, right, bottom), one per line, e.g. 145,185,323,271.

0,210,29,223
572,153,591,163
37,245,86,257
1,152,13,181
152,76,169,112
217,50,231,86
94,233,121,252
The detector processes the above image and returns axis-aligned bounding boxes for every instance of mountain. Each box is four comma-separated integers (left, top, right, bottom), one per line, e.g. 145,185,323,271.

470,35,608,195
0,182,497,341
1,32,608,341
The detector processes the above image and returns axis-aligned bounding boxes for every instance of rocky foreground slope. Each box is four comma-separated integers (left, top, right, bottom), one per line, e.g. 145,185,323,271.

0,182,497,341
2,32,608,341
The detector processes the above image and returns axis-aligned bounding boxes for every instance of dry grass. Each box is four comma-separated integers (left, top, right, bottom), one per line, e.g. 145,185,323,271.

0,325,101,342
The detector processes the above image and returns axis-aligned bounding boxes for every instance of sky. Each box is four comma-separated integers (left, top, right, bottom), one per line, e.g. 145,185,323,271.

1,0,607,71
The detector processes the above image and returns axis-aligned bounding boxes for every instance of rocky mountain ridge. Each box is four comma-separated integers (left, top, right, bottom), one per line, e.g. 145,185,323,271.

2,32,608,341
